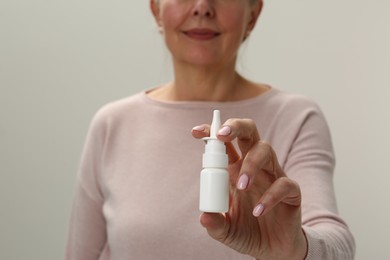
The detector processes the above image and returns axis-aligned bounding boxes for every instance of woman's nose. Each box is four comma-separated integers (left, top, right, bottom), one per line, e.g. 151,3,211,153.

192,0,215,18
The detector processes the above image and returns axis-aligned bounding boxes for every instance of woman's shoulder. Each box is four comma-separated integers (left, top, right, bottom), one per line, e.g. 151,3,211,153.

269,88,320,109
263,88,323,118
252,87,327,130
88,91,146,128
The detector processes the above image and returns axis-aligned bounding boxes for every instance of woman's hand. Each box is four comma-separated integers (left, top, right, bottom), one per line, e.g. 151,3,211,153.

192,119,308,260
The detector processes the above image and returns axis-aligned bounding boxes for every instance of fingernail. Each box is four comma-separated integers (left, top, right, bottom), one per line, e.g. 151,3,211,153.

192,125,205,132
237,174,249,190
253,204,265,217
218,126,231,136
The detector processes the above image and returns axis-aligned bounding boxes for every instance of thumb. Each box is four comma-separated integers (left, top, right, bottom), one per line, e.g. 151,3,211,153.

200,213,229,242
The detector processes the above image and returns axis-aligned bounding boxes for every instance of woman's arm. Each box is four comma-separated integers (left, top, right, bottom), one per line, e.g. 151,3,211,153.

65,111,108,260
284,102,355,259
192,102,355,259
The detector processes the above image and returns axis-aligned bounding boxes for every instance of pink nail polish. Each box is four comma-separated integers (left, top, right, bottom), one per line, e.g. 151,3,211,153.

218,126,231,136
237,174,249,190
253,204,265,217
192,125,205,131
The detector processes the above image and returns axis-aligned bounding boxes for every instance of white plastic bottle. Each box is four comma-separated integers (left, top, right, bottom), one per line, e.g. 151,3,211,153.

199,110,229,213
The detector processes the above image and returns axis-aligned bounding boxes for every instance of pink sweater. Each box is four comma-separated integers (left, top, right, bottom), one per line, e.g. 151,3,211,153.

66,88,355,259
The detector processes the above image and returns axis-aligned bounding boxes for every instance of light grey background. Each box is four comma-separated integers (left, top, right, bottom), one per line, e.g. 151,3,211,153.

0,0,389,259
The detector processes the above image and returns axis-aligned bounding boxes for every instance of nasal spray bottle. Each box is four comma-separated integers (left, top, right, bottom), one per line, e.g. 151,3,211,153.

199,110,229,213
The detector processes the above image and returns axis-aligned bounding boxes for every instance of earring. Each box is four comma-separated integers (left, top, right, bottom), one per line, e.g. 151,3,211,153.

158,26,164,34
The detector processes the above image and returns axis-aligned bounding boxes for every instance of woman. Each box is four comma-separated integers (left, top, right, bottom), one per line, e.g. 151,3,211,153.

66,0,355,259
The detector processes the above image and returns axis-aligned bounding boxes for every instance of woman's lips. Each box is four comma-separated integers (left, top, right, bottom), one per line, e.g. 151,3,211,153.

183,28,220,41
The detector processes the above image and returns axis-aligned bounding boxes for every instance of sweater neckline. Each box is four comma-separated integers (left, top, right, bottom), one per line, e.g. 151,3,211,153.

141,86,278,110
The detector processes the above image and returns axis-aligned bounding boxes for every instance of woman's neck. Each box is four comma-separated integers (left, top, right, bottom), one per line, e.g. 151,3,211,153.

148,61,269,102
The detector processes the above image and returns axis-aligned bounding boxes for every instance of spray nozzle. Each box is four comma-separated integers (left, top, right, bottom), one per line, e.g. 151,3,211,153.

210,110,221,139
202,110,228,168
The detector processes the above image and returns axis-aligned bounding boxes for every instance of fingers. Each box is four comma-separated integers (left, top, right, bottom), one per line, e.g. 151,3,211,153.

252,177,301,217
192,124,240,164
191,124,210,139
192,119,260,155
217,119,260,157
199,212,229,242
192,118,259,145
232,141,299,218
192,118,261,163
236,141,285,191
193,119,284,188
225,142,241,164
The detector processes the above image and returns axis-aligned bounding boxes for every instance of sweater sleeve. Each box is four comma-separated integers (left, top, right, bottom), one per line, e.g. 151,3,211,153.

283,99,355,259
65,110,108,260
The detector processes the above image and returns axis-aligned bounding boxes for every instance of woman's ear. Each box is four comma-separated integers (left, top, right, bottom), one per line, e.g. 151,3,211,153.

150,0,162,27
247,0,263,33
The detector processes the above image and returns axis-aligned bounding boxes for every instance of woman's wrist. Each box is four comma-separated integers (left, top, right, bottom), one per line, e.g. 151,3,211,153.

290,228,308,260
253,228,308,260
